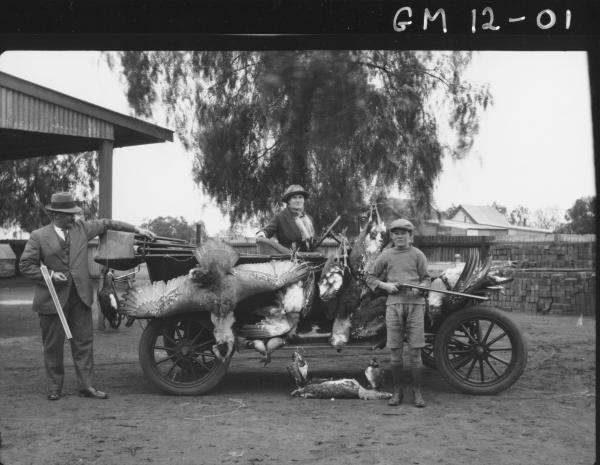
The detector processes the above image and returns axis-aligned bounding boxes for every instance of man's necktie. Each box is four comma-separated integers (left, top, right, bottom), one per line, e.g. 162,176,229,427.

62,228,70,244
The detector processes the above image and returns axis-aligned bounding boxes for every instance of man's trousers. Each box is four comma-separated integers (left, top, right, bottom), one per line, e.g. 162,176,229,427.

38,285,94,392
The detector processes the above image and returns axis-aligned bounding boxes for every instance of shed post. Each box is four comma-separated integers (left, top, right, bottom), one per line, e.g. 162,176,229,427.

98,140,114,219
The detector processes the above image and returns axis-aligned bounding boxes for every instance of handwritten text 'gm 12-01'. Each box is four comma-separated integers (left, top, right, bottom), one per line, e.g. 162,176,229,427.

393,7,572,33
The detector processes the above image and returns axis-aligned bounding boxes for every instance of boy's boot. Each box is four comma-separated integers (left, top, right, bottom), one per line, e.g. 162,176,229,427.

387,365,404,406
411,368,426,408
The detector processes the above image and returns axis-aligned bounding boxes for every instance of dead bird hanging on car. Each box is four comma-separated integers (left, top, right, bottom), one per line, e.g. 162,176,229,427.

119,239,312,361
238,271,315,364
317,216,390,351
97,267,120,328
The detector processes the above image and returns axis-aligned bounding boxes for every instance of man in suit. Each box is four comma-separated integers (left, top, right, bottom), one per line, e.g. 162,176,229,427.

19,192,155,400
256,184,316,251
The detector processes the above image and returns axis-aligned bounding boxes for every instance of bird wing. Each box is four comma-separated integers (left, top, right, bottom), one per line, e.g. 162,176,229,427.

119,275,193,318
452,249,480,293
441,250,492,308
232,261,312,301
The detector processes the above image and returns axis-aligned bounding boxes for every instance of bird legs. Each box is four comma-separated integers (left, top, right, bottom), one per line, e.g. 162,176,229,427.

247,337,286,366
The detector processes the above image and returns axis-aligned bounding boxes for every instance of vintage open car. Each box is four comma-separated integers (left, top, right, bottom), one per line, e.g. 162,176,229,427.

95,221,527,397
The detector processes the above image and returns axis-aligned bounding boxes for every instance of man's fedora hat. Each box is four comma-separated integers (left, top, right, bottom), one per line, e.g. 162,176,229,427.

46,192,82,214
282,185,309,203
389,218,414,232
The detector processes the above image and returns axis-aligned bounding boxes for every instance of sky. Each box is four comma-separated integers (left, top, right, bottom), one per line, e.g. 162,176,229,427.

433,51,595,215
0,50,595,233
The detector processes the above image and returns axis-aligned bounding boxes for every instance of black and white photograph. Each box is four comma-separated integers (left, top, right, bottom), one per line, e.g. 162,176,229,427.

0,14,596,465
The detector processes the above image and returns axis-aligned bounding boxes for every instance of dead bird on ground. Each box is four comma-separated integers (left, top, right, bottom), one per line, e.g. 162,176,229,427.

287,350,391,400
291,378,392,400
365,358,384,390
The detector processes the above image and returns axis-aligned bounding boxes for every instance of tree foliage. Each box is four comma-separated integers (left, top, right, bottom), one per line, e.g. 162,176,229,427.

560,196,596,234
509,206,530,227
491,201,507,217
140,216,196,241
531,207,561,231
114,50,491,230
442,204,461,219
0,154,98,232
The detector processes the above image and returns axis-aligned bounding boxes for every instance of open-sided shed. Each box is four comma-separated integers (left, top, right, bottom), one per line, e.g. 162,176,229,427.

0,70,173,217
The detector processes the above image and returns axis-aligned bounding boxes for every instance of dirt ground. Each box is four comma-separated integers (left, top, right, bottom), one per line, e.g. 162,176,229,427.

0,276,596,465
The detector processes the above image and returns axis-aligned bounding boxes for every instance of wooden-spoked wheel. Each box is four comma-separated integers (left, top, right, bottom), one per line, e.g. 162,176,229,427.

434,306,527,395
138,313,231,395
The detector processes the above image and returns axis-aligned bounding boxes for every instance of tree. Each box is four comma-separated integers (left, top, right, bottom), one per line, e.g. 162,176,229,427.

113,50,491,230
563,196,595,234
531,207,561,231
442,204,461,219
140,216,196,241
0,154,98,232
491,201,508,217
509,206,530,227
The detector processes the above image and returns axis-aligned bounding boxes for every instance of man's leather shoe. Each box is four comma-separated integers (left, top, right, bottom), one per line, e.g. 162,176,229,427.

78,387,108,399
47,391,61,401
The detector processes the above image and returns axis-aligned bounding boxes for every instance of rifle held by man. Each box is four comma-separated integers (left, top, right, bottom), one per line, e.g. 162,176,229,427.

40,265,73,339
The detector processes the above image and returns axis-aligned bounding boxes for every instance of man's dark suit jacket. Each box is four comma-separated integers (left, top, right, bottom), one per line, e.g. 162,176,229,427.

19,219,136,314
260,208,314,250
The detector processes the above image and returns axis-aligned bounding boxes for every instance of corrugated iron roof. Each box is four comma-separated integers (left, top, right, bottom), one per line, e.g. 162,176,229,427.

0,71,173,159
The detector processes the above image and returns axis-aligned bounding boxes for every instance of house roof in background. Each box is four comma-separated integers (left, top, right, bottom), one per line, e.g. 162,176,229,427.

455,204,512,227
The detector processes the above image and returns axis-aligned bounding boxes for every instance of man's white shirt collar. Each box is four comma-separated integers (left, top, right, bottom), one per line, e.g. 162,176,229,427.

53,224,66,241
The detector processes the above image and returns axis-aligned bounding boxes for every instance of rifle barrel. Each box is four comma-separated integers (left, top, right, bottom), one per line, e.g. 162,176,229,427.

40,265,73,339
399,283,489,301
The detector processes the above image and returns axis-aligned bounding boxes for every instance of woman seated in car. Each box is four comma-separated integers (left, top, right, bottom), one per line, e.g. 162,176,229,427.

257,184,315,251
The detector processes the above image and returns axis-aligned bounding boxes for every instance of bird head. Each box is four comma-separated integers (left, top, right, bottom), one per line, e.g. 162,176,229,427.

292,350,306,366
369,358,379,368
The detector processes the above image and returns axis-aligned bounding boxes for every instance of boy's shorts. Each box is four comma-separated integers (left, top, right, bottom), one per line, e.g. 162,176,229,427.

386,303,426,349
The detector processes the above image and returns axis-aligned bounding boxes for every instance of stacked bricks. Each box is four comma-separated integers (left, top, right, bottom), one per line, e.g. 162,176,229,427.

483,269,596,316
483,237,595,315
491,239,595,269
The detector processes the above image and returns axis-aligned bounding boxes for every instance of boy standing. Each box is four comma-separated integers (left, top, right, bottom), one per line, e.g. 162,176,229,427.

366,218,430,407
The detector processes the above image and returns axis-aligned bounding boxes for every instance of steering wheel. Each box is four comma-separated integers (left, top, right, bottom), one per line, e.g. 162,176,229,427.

313,215,341,249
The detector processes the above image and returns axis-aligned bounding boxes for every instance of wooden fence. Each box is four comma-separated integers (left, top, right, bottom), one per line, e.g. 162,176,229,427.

3,233,595,280
494,234,596,243
413,236,494,262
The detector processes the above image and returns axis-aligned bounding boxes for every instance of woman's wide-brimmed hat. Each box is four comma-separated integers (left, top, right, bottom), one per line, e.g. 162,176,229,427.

282,184,309,203
46,192,82,214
